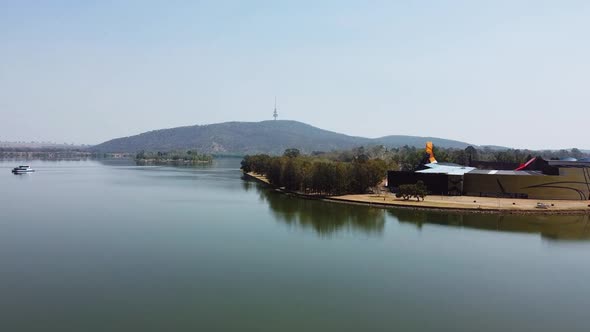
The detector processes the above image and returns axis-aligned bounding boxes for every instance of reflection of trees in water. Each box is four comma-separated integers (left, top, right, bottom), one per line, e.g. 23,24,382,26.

241,176,254,192
388,209,590,241
95,158,217,168
253,183,385,236
95,159,136,167
245,176,590,241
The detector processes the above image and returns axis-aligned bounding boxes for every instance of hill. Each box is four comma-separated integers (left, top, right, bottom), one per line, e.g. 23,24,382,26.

374,135,471,149
91,120,478,155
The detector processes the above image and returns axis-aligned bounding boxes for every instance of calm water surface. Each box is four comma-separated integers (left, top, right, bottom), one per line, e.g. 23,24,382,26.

1,159,589,331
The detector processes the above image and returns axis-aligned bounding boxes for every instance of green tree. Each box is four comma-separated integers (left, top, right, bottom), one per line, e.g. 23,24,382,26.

283,148,301,158
396,181,428,201
267,158,284,186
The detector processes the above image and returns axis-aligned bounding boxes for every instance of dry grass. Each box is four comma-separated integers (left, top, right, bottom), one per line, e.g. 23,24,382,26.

334,193,590,212
246,172,590,213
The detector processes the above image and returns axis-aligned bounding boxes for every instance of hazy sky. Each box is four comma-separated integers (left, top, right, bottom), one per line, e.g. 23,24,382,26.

1,1,588,149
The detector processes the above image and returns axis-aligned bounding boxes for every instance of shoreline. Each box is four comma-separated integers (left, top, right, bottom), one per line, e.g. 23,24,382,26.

243,172,590,215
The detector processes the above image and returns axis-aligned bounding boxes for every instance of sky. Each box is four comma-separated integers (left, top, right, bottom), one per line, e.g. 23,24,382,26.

0,0,588,149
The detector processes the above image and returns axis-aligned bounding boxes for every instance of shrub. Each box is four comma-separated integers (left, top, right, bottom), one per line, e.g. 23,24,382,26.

396,181,428,201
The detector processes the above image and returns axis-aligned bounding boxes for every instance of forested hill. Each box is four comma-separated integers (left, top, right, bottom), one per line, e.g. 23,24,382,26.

91,120,475,154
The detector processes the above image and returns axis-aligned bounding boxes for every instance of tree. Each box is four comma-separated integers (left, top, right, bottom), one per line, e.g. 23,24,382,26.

283,148,301,158
282,158,301,191
368,145,387,159
355,154,370,163
267,158,284,186
240,155,253,173
400,149,424,171
414,181,428,201
571,148,583,159
465,146,477,163
396,181,428,201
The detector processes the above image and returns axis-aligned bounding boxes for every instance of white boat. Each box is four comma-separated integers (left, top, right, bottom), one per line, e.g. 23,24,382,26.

12,165,35,174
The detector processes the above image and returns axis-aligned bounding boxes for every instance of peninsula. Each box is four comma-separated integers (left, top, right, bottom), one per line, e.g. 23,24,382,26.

245,172,590,215
242,146,590,215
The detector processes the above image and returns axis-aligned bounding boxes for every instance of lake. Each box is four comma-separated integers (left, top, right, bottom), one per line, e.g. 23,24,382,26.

1,159,589,331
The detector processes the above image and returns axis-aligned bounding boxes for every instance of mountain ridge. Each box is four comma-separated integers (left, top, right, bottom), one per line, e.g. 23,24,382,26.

91,120,490,154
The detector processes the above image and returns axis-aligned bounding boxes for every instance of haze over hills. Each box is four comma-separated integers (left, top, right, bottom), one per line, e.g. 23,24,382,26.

0,141,88,149
91,120,482,155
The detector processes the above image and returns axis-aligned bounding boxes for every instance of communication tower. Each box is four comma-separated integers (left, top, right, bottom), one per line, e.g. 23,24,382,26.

273,97,278,120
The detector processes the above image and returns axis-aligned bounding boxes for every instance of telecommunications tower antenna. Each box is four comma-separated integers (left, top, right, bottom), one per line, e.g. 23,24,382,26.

273,97,278,120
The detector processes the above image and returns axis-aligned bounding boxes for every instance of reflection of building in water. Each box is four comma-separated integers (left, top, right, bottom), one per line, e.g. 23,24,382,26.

251,179,385,236
390,209,590,241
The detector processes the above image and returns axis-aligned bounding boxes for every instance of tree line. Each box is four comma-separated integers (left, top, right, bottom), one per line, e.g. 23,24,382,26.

241,149,387,195
309,145,589,171
136,150,213,164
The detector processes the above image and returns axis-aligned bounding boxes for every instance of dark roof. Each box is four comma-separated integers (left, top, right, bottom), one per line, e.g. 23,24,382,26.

547,160,590,167
469,160,520,170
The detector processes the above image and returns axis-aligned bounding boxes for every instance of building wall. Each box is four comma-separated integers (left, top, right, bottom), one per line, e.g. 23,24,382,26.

388,171,451,195
463,168,590,200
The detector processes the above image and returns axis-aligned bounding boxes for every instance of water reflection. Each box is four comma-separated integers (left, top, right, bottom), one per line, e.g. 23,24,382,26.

250,179,385,236
94,158,136,167
95,158,217,169
389,209,590,241
241,177,254,192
